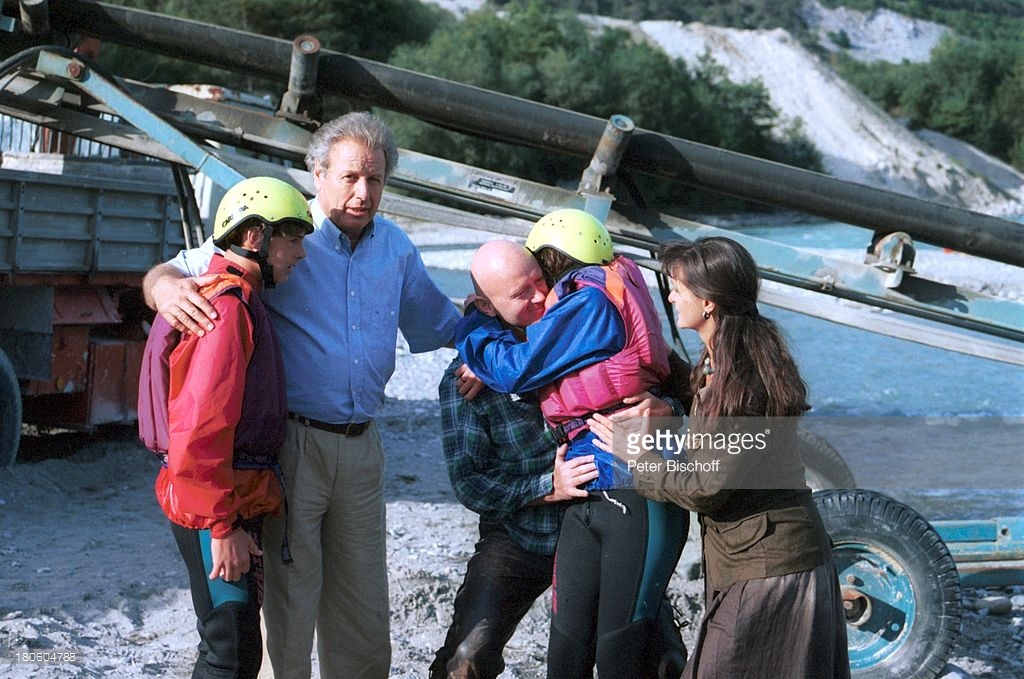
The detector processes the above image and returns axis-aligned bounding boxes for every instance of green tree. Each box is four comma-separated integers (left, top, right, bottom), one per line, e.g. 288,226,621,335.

992,56,1024,168
387,1,819,209
836,31,1023,171
99,0,446,88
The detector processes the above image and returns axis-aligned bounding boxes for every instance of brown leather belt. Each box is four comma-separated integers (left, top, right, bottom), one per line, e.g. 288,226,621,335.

288,412,371,437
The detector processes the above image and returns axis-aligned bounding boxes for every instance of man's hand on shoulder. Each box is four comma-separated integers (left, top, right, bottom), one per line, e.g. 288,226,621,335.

148,267,220,336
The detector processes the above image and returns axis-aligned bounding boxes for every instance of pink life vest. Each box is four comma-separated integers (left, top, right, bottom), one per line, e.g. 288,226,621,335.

539,255,670,425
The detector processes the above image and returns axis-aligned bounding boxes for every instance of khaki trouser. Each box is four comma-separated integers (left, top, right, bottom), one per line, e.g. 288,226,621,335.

261,420,391,679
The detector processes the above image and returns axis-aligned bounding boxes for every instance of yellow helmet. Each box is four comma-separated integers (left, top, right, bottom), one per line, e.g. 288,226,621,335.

213,176,314,246
525,208,613,265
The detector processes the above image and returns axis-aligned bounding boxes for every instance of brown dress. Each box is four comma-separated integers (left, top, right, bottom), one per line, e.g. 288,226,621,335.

630,389,851,679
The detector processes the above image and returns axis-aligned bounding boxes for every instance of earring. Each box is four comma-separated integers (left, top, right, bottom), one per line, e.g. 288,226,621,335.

703,310,711,320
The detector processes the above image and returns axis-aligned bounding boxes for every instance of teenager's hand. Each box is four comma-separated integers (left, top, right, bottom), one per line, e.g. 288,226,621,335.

455,363,486,401
209,529,262,582
546,444,597,501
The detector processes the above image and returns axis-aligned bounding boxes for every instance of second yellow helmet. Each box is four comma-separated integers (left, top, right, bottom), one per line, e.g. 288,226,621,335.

525,208,613,265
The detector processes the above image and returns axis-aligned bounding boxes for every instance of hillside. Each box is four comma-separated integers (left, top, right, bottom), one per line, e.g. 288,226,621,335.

592,16,1022,216
429,0,1024,217
798,0,950,63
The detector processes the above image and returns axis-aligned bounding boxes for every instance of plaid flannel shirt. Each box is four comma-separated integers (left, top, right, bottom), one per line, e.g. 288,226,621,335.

438,357,563,555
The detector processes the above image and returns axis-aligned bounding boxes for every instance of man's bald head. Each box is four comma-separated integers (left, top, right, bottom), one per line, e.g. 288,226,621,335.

470,240,536,297
469,240,548,329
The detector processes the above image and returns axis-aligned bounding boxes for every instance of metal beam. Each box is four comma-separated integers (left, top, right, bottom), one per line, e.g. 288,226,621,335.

2,48,1020,359
4,0,1022,265
30,51,245,189
381,149,1024,352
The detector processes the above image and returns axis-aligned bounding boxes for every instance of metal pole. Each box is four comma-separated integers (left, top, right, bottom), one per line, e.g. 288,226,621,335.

17,0,49,36
579,113,635,195
6,0,1023,265
32,50,246,190
279,34,320,119
580,114,635,223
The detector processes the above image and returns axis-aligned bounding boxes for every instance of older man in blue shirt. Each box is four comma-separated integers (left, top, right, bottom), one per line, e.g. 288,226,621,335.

144,112,459,679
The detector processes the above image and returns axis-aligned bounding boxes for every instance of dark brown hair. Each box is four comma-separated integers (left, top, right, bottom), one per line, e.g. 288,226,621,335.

222,218,308,248
660,237,809,418
273,220,312,239
533,247,581,288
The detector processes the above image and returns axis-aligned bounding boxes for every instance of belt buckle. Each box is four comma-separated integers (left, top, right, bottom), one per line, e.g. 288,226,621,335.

344,421,368,437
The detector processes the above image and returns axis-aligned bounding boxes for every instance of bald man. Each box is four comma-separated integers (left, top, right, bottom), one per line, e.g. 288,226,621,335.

469,240,549,333
432,240,596,677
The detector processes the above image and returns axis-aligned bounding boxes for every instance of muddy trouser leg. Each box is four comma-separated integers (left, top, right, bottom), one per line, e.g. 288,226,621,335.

171,519,264,679
548,490,687,679
429,520,554,679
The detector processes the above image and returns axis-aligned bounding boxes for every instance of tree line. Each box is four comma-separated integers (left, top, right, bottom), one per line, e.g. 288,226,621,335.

384,2,821,211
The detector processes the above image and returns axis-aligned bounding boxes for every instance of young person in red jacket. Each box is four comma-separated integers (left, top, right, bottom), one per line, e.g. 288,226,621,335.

138,176,313,679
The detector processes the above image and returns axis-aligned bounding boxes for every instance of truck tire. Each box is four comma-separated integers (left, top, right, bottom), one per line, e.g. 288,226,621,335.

0,349,21,468
814,489,961,679
799,429,856,489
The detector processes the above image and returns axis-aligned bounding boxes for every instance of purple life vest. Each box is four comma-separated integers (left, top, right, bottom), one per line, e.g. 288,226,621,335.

137,283,287,468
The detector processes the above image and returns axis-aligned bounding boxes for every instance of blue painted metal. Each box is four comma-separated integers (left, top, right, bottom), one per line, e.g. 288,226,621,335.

656,221,1024,344
936,519,1001,543
32,52,245,191
833,540,919,671
935,517,1024,587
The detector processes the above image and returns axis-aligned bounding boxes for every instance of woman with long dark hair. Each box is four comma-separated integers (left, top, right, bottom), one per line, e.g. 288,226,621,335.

590,236,850,679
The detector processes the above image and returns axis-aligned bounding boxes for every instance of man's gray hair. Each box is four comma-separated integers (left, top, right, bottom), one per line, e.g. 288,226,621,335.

304,111,399,179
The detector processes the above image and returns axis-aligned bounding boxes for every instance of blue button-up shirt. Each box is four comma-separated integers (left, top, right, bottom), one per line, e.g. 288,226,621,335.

170,198,459,423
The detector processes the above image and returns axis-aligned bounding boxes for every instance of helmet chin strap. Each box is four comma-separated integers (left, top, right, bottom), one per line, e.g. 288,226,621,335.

228,227,276,288
260,260,277,289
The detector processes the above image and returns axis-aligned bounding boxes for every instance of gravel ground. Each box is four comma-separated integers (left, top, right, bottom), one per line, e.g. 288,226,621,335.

1,357,1022,677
